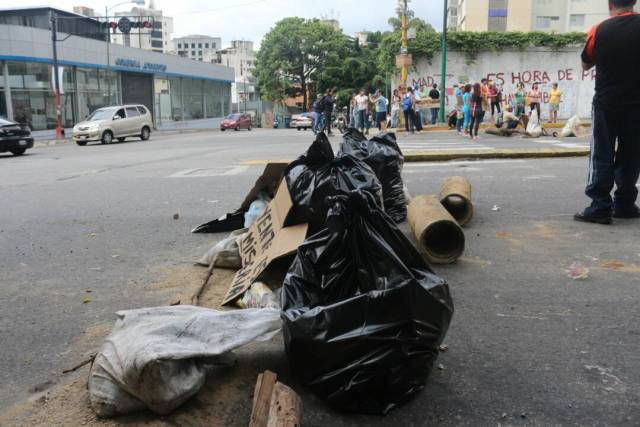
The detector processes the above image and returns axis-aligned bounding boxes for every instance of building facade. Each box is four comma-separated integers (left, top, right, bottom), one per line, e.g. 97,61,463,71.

72,6,95,17
215,40,257,103
450,0,639,32
0,7,233,131
111,6,173,54
173,35,222,62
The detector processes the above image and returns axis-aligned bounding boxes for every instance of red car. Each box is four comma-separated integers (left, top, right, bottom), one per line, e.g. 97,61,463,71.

220,114,252,131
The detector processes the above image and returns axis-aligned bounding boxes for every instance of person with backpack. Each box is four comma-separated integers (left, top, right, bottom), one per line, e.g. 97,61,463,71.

403,87,422,133
312,94,324,134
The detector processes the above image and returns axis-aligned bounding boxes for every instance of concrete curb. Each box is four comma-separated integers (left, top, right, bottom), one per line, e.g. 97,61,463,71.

395,121,591,133
241,147,590,165
402,147,590,162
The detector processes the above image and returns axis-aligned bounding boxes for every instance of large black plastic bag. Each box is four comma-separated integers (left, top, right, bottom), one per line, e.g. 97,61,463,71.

339,129,407,223
285,132,383,233
281,190,454,415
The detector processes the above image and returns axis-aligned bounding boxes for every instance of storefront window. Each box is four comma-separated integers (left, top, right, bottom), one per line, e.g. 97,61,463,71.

154,77,172,124
7,61,76,130
76,68,119,120
182,78,203,120
169,77,182,120
204,80,222,118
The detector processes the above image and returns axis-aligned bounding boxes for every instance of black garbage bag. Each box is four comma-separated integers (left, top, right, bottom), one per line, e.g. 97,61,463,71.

281,190,454,415
285,132,383,233
339,129,407,223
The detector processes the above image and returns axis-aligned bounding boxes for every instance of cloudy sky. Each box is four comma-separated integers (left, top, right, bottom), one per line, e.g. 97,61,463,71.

5,0,443,48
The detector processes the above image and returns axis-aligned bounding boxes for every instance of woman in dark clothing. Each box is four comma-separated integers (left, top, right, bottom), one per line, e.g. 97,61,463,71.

468,83,485,140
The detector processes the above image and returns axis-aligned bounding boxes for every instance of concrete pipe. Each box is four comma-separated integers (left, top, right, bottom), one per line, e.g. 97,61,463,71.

439,176,473,226
408,195,465,265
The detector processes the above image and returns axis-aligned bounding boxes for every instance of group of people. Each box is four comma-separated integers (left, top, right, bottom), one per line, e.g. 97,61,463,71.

311,89,335,135
448,80,563,140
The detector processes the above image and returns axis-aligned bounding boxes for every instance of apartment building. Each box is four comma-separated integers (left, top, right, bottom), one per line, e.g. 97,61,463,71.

173,35,222,62
450,0,638,32
111,6,174,54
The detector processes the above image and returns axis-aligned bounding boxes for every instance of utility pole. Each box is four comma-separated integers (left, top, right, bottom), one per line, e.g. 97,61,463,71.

400,0,409,88
105,6,111,106
439,0,448,123
50,11,65,140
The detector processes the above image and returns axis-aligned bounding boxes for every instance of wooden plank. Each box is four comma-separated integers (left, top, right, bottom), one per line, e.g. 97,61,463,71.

249,370,278,427
266,382,302,427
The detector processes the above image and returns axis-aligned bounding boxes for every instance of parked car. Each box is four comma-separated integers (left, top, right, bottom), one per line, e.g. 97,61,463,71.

0,118,33,156
291,112,313,130
72,105,152,146
220,114,252,131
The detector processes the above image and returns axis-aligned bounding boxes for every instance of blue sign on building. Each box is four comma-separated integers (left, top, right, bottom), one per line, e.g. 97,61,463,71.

115,58,167,72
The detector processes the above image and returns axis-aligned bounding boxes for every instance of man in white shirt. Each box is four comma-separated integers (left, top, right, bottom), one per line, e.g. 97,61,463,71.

354,89,369,133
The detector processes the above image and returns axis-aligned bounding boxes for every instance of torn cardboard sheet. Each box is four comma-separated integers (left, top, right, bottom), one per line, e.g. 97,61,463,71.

222,179,308,306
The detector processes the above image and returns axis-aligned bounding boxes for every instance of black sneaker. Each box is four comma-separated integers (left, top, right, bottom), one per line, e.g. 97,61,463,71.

574,212,612,225
613,206,640,219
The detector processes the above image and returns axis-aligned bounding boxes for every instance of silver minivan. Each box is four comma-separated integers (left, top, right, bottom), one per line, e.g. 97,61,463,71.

72,104,152,146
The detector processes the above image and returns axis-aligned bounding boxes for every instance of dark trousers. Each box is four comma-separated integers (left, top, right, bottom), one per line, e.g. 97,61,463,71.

404,109,422,132
324,111,332,134
430,107,439,125
584,106,640,216
491,101,501,116
469,110,484,137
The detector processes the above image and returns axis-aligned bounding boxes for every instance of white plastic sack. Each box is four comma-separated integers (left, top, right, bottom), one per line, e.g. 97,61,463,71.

88,306,281,417
526,110,542,138
197,228,247,268
244,191,271,228
561,115,581,138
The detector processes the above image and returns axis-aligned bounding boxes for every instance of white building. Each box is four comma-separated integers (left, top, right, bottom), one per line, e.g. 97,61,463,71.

355,31,370,47
111,5,173,54
449,0,639,33
215,40,257,103
72,6,95,17
173,35,221,62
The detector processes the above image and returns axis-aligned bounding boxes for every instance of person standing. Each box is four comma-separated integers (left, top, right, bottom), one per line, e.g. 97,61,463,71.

514,83,526,118
489,82,501,118
468,83,484,140
575,0,640,224
390,89,401,129
312,94,324,134
370,89,388,131
354,89,369,134
413,86,424,126
549,83,562,124
462,84,472,135
429,83,440,125
480,79,490,121
403,87,422,133
454,84,464,135
528,83,542,120
322,89,334,136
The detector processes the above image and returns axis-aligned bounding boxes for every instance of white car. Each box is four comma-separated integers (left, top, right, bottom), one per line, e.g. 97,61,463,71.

73,104,152,146
291,112,313,130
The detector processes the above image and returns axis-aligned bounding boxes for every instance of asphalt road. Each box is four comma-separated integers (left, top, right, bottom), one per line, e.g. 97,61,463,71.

1,128,638,426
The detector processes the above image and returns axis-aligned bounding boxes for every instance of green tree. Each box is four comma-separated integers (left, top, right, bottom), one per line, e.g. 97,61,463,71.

388,0,435,32
255,17,352,110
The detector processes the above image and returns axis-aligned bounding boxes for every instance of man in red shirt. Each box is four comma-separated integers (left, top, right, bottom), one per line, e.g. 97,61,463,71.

575,0,640,224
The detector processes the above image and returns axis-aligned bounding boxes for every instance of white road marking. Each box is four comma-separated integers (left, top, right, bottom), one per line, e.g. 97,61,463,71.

522,174,557,181
554,143,589,148
404,159,526,167
222,165,250,175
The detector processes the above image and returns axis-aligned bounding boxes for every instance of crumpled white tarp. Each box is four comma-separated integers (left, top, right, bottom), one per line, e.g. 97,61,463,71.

88,306,281,417
561,115,582,138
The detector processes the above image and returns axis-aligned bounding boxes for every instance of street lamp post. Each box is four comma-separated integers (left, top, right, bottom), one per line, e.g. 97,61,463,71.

104,0,145,104
439,0,448,123
50,11,64,140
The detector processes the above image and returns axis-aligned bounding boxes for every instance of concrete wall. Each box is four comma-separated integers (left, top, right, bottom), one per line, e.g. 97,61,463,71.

407,48,595,119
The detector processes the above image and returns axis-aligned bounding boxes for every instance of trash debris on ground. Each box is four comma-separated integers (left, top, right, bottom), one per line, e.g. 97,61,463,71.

338,129,407,223
492,205,501,211
566,262,589,280
221,178,308,306
525,110,543,138
196,228,247,268
285,132,383,233
560,115,581,138
173,212,180,220
408,195,466,264
249,370,302,427
192,163,288,233
439,176,474,226
88,306,281,417
237,282,279,309
281,190,453,415
244,191,271,228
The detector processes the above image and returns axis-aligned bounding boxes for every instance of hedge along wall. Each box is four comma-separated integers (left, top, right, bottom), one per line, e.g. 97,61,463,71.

406,47,594,119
